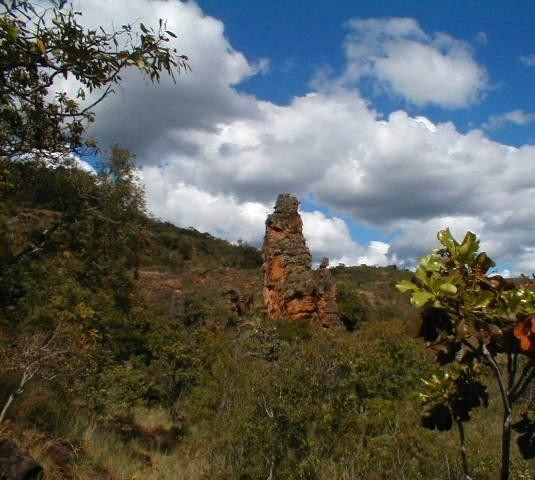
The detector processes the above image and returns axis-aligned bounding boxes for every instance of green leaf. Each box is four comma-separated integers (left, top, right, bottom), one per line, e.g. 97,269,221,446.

458,231,479,261
411,291,435,308
468,291,495,309
439,283,457,296
437,228,458,255
415,267,431,287
7,26,20,40
396,280,419,293
419,253,444,272
166,30,177,38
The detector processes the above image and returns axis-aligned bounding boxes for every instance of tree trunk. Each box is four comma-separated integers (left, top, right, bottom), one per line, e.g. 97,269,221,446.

456,420,472,480
500,410,512,480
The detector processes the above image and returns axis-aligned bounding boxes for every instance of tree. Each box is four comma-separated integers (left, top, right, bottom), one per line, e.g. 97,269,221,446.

397,229,535,480
0,324,88,424
0,0,188,271
0,0,189,162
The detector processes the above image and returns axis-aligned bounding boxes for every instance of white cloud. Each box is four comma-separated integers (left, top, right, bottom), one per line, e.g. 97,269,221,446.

354,241,390,267
519,55,535,67
389,216,486,266
75,158,96,174
302,211,364,264
141,168,389,265
69,0,262,159
252,58,271,76
67,2,535,273
341,18,488,108
140,166,269,245
483,109,535,130
515,248,535,274
475,32,488,45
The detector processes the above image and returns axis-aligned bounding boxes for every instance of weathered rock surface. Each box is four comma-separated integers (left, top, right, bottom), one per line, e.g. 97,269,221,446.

262,194,339,327
0,439,43,480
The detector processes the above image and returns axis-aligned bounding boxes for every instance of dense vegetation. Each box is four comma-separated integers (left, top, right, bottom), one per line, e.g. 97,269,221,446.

1,2,533,479
1,159,534,479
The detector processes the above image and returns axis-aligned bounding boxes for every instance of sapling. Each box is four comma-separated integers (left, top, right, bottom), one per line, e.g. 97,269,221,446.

397,229,535,480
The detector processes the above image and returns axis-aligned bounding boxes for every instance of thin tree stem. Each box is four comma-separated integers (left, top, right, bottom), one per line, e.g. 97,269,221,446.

482,346,512,480
0,371,31,425
456,420,472,480
0,393,15,425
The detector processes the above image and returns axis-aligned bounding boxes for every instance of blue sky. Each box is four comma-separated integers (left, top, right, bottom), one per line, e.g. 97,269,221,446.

75,0,535,274
198,0,535,145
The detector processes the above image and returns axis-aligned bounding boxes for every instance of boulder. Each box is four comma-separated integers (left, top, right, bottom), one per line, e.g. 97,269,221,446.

0,439,43,480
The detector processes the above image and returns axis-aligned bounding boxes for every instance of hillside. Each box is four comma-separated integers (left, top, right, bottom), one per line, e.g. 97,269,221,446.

1,161,533,480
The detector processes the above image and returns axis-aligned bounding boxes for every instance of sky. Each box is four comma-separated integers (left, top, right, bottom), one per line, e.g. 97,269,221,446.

70,0,535,274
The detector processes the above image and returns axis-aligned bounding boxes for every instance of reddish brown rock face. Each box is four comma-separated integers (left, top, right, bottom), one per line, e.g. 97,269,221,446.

262,194,339,327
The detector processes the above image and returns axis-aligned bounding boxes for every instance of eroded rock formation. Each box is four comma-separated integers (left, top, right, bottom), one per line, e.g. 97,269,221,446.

0,439,43,480
262,194,339,327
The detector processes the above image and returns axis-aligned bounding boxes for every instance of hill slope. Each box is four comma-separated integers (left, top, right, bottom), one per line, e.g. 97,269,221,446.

1,162,532,480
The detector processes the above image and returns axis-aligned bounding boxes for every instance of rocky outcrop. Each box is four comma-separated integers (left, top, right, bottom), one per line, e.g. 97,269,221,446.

262,194,339,327
0,439,43,480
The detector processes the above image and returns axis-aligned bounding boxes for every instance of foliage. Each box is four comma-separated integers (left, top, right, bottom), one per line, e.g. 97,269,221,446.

397,228,535,479
331,264,414,323
0,148,149,426
0,0,189,162
144,221,262,270
336,283,368,330
180,319,435,480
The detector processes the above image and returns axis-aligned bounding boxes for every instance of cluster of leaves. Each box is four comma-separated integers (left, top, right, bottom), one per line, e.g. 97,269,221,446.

3,159,532,478
144,222,262,270
397,229,535,472
0,0,189,162
419,367,488,431
512,406,535,461
0,151,236,430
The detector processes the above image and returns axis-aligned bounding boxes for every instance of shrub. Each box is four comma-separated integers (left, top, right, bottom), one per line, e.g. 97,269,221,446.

397,229,535,480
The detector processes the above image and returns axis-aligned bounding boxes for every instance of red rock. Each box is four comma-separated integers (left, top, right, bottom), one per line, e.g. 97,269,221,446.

262,194,339,327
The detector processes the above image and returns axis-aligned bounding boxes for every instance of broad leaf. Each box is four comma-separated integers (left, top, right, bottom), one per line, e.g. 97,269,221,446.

411,291,435,308
458,231,479,261
419,253,444,272
437,228,458,255
396,280,419,293
439,283,457,296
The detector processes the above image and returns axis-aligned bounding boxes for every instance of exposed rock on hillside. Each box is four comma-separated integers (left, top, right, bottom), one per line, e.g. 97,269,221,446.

0,439,43,480
262,194,339,327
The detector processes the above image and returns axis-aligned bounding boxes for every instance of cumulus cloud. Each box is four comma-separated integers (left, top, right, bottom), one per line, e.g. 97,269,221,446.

141,166,270,245
341,18,488,108
389,216,486,266
68,2,535,273
69,0,262,160
141,169,387,266
302,211,362,263
483,109,535,130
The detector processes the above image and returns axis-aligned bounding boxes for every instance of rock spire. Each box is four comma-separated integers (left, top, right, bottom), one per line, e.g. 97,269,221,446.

262,194,339,327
